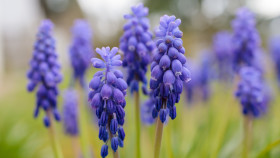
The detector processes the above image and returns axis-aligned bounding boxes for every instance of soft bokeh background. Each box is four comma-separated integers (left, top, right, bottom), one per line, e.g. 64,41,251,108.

1,0,280,157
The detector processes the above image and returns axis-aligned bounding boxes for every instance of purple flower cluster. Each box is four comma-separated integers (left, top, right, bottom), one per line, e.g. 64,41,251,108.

184,54,212,104
62,89,79,136
69,20,93,86
235,67,267,117
88,47,127,158
213,31,234,80
198,52,212,101
27,20,62,127
120,3,155,94
270,37,280,86
231,7,260,72
150,15,191,123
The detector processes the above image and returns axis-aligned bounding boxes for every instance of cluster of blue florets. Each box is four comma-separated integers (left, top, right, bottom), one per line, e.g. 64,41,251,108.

184,53,212,104
88,47,127,158
213,31,234,80
120,3,155,94
235,67,267,117
27,20,62,127
62,89,79,136
231,7,260,72
150,15,191,123
69,20,93,86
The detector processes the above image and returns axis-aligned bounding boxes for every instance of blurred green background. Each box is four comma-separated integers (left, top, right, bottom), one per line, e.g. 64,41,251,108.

1,0,280,158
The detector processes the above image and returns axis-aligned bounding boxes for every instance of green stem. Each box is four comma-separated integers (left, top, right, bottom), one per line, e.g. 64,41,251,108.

72,136,81,158
166,124,174,158
242,115,253,158
47,111,63,158
135,92,141,158
113,150,119,158
154,116,164,158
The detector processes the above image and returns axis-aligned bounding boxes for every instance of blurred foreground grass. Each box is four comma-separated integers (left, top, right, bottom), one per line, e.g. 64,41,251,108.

1,71,280,158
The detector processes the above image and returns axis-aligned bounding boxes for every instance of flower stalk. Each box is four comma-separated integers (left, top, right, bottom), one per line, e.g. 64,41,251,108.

154,117,164,158
135,92,141,158
47,110,63,158
242,115,253,158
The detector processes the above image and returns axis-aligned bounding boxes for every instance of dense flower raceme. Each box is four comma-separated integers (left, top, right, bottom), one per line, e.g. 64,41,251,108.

235,67,267,117
270,37,280,86
185,56,212,104
199,52,213,101
120,3,155,94
62,89,79,136
88,47,127,158
69,19,94,86
213,31,234,80
27,20,62,127
150,15,191,123
231,7,260,72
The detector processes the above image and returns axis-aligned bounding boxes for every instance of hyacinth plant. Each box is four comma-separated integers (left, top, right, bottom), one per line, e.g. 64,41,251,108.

89,47,127,158
235,67,267,158
62,89,80,157
150,15,191,158
26,20,63,158
120,4,155,157
213,31,233,81
66,19,94,158
231,7,263,158
69,19,94,87
62,89,79,136
185,53,212,104
231,7,260,72
270,37,280,87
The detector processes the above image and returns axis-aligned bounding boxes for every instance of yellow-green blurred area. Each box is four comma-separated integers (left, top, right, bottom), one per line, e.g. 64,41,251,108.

1,0,280,158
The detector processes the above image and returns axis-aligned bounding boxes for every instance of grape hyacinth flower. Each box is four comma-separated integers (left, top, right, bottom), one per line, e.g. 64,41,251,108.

27,20,62,127
120,3,155,94
62,89,79,136
151,15,190,158
184,60,197,104
150,15,191,123
69,19,93,86
270,37,280,86
88,47,127,158
231,7,260,72
198,52,212,101
235,67,267,117
213,31,233,80
120,4,155,157
184,55,211,104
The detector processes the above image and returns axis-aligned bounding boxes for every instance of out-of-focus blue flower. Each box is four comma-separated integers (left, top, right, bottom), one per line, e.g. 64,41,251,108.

120,3,155,94
62,89,79,136
88,47,127,157
69,20,93,86
27,20,62,127
150,15,191,123
235,67,267,117
213,31,234,80
270,37,280,86
231,7,260,72
198,52,213,101
141,91,156,125
184,53,212,104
